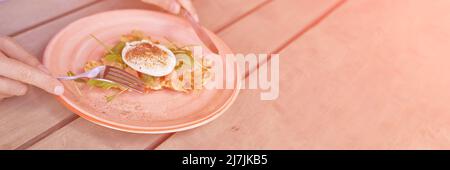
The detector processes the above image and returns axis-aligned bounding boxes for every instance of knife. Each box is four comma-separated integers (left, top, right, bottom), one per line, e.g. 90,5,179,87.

178,5,219,54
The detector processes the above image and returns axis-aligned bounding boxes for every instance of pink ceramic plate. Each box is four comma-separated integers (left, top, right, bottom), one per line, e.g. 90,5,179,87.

43,10,240,133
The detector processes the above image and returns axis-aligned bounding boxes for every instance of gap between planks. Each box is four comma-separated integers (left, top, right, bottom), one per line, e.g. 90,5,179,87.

16,0,274,150
213,0,274,33
15,114,79,150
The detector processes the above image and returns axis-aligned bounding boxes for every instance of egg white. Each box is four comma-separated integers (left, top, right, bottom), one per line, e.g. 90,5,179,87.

121,40,176,77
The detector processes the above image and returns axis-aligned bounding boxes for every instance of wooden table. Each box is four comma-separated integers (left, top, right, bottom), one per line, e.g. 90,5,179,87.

2,0,450,149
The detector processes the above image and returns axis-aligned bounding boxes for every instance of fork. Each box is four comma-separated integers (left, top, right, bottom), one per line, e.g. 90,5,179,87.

57,65,145,93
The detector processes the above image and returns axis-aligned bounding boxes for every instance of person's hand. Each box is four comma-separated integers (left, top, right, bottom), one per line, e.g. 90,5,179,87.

0,36,64,101
142,0,199,22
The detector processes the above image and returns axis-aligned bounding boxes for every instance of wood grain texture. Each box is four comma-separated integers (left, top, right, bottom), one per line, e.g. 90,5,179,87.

13,0,162,59
0,0,98,36
0,87,75,149
27,0,271,150
215,0,341,77
158,0,450,149
218,0,339,54
29,118,170,149
193,0,268,32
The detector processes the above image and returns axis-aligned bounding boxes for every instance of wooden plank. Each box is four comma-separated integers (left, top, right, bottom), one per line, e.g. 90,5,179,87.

0,0,98,36
0,86,77,149
29,118,170,149
193,0,268,32
26,0,271,149
157,0,450,149
217,0,339,54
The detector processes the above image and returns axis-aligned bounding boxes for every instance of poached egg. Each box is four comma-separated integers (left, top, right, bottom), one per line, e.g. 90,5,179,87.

121,40,176,77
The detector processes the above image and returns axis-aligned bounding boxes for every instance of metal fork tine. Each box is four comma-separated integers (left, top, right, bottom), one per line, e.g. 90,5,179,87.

104,66,139,81
104,75,145,93
110,67,140,81
101,66,146,93
107,66,142,82
58,65,146,93
94,77,139,91
108,77,144,91
107,71,143,87
106,74,144,89
108,72,145,91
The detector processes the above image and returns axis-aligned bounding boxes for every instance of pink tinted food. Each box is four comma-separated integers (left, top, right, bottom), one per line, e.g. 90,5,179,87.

126,43,168,66
43,10,240,133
